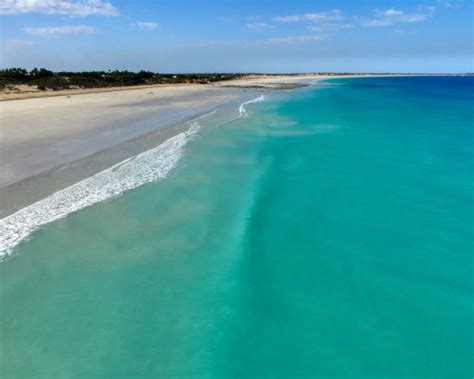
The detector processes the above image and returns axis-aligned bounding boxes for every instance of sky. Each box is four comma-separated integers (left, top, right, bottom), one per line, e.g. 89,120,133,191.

0,0,473,73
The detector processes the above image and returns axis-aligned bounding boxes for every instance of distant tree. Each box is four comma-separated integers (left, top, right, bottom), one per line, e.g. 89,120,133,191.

30,68,54,79
33,76,69,90
0,67,246,90
0,67,29,83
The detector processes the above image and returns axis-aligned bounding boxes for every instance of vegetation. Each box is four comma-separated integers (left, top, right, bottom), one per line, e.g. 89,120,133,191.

0,68,245,91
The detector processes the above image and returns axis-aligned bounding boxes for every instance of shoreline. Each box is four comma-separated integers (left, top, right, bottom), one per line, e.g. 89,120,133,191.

0,108,218,217
0,74,415,218
0,88,259,217
2,74,320,217
0,84,247,188
0,73,463,102
0,92,270,257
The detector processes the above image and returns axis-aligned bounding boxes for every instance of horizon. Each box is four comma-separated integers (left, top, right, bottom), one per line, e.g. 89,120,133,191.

1,0,473,74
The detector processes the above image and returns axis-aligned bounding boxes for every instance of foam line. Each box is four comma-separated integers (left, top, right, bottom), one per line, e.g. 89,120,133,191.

0,117,208,259
239,95,265,117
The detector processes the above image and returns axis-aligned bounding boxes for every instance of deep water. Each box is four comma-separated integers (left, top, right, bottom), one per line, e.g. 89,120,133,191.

1,76,473,378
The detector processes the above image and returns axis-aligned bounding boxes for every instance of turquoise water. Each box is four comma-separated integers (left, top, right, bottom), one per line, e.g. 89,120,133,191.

1,77,473,378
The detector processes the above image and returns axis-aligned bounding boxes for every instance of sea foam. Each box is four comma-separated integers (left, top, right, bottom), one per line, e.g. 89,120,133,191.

0,116,208,259
239,95,265,117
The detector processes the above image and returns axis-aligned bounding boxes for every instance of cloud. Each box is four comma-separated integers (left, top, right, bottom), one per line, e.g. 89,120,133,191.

360,7,435,27
0,0,118,16
272,15,300,23
267,10,349,43
273,10,343,23
244,22,270,32
383,8,404,17
4,39,37,50
136,21,159,30
308,23,353,33
264,35,325,45
23,25,95,36
437,0,460,10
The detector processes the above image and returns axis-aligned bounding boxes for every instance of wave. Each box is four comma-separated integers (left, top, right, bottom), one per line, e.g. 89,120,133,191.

239,95,265,117
0,114,213,260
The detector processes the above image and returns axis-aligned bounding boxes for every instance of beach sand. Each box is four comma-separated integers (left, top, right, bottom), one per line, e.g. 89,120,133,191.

0,75,324,216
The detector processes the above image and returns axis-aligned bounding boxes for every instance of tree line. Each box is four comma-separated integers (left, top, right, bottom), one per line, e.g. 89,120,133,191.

0,68,245,90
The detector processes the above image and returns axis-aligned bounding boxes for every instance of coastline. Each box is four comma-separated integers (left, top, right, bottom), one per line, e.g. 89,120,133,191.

0,75,324,219
0,73,423,219
0,73,456,102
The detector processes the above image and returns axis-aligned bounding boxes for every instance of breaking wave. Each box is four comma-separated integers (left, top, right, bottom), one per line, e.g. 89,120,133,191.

0,115,210,259
239,95,265,117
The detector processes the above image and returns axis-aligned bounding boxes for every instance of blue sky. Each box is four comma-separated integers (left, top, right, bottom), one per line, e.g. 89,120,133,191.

1,0,472,72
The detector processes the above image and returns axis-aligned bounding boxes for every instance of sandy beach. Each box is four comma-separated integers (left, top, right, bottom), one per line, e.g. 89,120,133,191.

2,1,471,375
0,75,323,216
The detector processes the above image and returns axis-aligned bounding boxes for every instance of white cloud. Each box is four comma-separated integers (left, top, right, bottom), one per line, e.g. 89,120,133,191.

383,8,404,17
264,35,325,45
273,10,343,23
309,23,353,33
244,22,270,31
23,25,95,36
136,21,159,30
0,0,118,16
361,18,395,27
360,7,435,27
272,15,301,23
4,39,37,50
268,10,349,43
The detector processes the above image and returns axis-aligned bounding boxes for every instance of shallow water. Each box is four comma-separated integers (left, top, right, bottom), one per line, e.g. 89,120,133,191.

1,77,473,378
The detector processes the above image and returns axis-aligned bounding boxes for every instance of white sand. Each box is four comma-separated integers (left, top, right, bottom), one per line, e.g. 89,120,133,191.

0,84,245,189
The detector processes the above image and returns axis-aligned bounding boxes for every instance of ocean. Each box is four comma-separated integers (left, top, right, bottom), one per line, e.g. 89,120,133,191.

1,76,473,378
